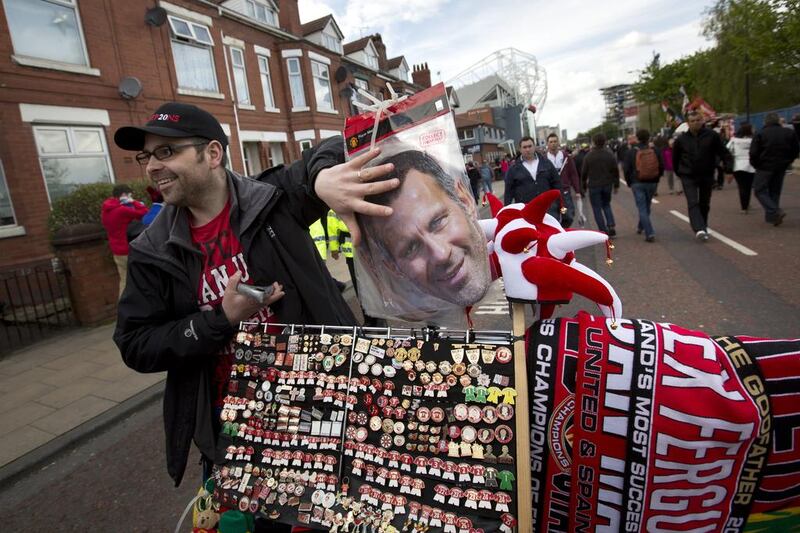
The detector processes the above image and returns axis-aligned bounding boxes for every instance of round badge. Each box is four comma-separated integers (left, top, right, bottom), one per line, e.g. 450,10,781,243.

497,403,514,421
495,424,513,444
348,411,358,424
311,490,323,505
467,364,482,378
417,407,431,423
357,362,370,375
341,335,352,346
355,427,368,442
357,412,368,425
384,365,396,378
482,406,498,424
461,425,477,443
393,421,405,434
346,426,357,440
448,425,462,439
446,374,458,387
425,361,437,373
370,416,383,431
380,434,393,448
376,395,388,408
453,404,468,421
439,361,452,375
322,356,334,372
459,375,472,388
453,363,466,376
394,347,408,361
322,492,336,509
432,373,444,385
408,348,421,361
478,427,495,444
414,360,425,372
261,381,272,392
394,434,405,447
430,407,445,423
496,346,512,364
371,363,383,376
353,352,364,363
402,360,414,372
238,496,250,512
468,405,482,424
365,354,376,366
419,373,431,385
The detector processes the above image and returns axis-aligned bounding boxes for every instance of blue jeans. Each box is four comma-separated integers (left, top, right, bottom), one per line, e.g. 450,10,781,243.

632,182,657,237
588,185,615,232
753,168,786,222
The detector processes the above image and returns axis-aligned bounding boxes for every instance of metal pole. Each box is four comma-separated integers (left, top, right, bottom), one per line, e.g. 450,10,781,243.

745,53,751,122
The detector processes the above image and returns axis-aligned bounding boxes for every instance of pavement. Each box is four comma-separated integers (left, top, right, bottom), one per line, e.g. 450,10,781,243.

0,251,355,486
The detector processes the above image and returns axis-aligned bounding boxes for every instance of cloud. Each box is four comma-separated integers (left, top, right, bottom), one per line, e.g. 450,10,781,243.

614,31,654,49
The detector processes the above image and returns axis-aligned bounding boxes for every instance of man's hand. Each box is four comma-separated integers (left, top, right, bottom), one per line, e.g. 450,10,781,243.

221,272,284,325
314,148,398,245
331,250,340,260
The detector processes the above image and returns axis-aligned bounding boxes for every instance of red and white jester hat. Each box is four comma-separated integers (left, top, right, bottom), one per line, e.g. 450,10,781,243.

480,190,622,321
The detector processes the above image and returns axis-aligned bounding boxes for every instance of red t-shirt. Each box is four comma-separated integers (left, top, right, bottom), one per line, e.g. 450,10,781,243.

190,201,273,407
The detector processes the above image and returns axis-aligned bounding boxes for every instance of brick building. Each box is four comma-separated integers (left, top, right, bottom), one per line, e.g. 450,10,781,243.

455,108,507,165
0,0,431,270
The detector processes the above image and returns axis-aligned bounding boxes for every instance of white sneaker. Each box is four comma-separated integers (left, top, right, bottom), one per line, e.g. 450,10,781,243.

695,230,709,241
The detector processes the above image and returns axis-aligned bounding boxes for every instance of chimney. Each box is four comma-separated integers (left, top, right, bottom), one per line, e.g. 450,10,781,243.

277,0,301,36
412,63,431,89
371,34,388,71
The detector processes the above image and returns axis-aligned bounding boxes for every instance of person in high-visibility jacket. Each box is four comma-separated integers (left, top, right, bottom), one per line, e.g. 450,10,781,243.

309,218,327,259
326,209,358,295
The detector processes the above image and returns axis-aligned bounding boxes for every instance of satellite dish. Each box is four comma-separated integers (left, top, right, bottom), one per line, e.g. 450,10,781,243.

334,66,349,83
118,77,143,100
145,7,167,26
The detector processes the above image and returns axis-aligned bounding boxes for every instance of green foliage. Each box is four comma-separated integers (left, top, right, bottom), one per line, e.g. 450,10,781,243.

577,121,622,142
632,0,799,116
47,181,151,237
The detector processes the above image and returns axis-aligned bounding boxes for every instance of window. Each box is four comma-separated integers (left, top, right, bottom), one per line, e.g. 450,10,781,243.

286,57,306,109
257,55,275,109
459,129,475,141
354,78,369,93
0,160,18,228
311,60,333,111
299,139,313,151
33,126,113,203
3,0,91,66
229,47,250,105
322,32,341,54
168,15,218,93
365,50,379,70
245,0,277,26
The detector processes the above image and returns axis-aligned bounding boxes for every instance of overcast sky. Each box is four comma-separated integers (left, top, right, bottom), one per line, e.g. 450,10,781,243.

298,0,717,137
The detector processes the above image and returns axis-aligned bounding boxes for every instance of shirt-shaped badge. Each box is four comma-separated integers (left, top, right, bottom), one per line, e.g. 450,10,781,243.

486,386,502,404
498,470,515,491
501,387,517,405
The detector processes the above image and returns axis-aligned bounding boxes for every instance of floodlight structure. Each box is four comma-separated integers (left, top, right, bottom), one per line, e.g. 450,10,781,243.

446,47,548,142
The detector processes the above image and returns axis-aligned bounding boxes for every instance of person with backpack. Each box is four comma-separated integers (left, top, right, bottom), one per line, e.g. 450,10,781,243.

624,129,663,242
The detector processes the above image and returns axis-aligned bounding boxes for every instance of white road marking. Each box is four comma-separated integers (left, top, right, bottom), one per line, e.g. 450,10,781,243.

669,210,758,256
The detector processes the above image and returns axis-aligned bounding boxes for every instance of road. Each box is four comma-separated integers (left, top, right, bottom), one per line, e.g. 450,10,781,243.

1,170,797,531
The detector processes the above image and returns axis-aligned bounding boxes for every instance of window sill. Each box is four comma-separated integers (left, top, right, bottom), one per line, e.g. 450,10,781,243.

0,225,26,239
317,108,338,115
264,107,281,113
237,104,256,110
11,55,100,77
291,106,310,113
177,88,225,99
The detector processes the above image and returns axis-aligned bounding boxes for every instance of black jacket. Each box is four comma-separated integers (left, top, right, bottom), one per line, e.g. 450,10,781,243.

624,143,664,185
113,136,355,486
749,123,800,172
581,147,619,190
503,153,561,207
672,127,732,180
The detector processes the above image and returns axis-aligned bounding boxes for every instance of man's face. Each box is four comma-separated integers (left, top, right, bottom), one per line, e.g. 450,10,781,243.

688,114,703,134
520,140,536,161
547,137,559,153
372,169,491,306
143,134,214,207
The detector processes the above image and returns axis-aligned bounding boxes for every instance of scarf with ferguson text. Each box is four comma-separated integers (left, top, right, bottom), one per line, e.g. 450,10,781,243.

526,312,800,532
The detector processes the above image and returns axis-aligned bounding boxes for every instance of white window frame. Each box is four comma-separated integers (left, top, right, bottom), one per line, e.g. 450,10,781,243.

4,0,100,76
229,46,251,107
32,125,115,206
167,14,220,96
310,59,334,112
256,54,277,112
322,31,342,54
245,0,277,27
461,129,475,141
365,51,379,70
0,159,25,238
285,57,308,111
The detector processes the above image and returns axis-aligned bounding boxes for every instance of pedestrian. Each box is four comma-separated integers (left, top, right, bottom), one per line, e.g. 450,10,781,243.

101,184,148,296
500,154,510,181
126,186,165,242
624,129,663,242
726,123,756,213
545,133,582,228
580,133,619,237
661,138,680,194
672,110,733,241
479,159,493,195
574,142,590,180
466,161,482,203
110,102,397,530
749,112,800,226
504,136,562,219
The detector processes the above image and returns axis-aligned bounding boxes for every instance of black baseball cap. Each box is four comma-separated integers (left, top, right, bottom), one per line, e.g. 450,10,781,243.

114,102,228,151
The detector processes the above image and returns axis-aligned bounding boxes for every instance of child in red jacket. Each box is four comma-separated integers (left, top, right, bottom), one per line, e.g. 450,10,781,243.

101,184,147,296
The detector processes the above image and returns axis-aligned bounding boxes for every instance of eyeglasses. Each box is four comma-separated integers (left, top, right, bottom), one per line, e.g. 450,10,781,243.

135,141,209,165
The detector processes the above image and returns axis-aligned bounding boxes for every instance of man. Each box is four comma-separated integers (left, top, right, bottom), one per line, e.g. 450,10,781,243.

359,149,492,308
581,133,619,236
574,142,590,179
111,102,396,501
749,112,800,226
672,110,733,241
545,133,582,228
504,136,562,220
624,129,663,242
479,159,493,195
101,184,148,295
466,161,482,203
